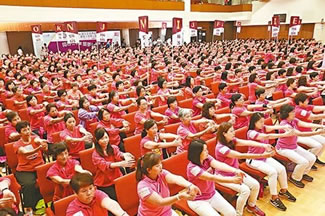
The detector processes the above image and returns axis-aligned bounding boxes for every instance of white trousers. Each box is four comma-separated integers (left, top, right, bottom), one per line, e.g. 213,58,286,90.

277,146,316,181
246,158,288,195
217,174,259,215
187,191,236,216
297,135,325,157
171,210,179,216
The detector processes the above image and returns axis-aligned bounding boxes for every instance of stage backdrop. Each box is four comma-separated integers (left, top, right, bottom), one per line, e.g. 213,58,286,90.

32,31,121,54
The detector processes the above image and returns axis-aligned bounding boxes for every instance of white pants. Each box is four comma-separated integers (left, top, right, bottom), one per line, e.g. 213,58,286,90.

187,191,236,216
297,135,325,157
218,174,259,215
246,158,288,195
171,210,179,216
277,146,316,181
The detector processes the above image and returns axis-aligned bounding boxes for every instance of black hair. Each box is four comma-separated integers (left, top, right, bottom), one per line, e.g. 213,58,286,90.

248,112,264,130
279,104,294,120
16,120,30,133
188,139,206,166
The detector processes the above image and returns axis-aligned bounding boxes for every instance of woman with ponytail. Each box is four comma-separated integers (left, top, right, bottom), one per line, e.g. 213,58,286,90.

92,128,135,201
140,119,181,158
136,152,201,216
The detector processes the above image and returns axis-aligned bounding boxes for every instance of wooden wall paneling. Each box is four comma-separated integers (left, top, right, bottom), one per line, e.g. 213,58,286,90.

129,29,139,47
0,22,165,32
6,32,34,55
224,21,235,40
191,3,252,12
0,0,184,11
197,21,213,42
238,24,315,40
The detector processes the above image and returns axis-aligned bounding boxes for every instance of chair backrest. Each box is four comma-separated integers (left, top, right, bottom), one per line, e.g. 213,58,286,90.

122,112,136,135
54,194,76,216
79,148,96,175
124,134,142,160
72,109,80,125
52,131,62,144
35,162,55,204
211,81,220,96
89,122,99,136
152,105,168,115
239,86,249,100
235,126,248,153
18,108,30,122
4,142,17,174
0,126,5,148
114,172,138,216
7,174,21,207
162,152,188,195
312,97,323,106
272,91,284,100
205,93,215,99
215,107,231,124
179,98,193,109
164,122,181,135
206,138,216,157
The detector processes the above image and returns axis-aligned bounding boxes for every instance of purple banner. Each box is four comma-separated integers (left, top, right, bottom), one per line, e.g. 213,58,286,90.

48,40,97,53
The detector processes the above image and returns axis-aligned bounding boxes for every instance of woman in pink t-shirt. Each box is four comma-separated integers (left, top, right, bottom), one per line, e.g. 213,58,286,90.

215,122,274,216
136,152,200,216
60,113,93,159
248,113,296,211
248,73,276,103
165,96,181,124
140,119,181,158
177,108,215,153
192,86,220,117
230,94,271,130
276,104,321,188
157,78,183,107
26,95,45,138
187,139,244,216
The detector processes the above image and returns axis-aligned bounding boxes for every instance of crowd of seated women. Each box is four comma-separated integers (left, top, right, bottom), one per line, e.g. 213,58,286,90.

0,38,325,215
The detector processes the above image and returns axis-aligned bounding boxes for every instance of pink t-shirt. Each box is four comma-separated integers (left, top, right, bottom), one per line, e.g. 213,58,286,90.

157,89,169,106
43,115,65,143
187,156,216,200
137,170,172,216
4,124,17,143
134,109,152,135
276,119,299,150
192,97,206,116
27,105,45,130
140,135,163,157
106,103,126,119
232,106,249,130
66,190,108,216
247,129,267,161
295,105,313,132
60,126,85,159
215,140,238,176
176,121,196,153
165,107,180,124
217,93,232,108
248,82,258,103
285,88,295,97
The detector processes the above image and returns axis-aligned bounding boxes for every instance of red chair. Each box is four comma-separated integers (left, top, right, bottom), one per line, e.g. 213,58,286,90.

272,91,284,100
206,138,216,156
89,122,99,136
18,108,30,122
312,97,323,106
239,86,249,100
205,93,215,99
0,126,5,149
114,172,138,216
162,152,198,216
152,105,168,115
4,142,17,174
54,194,76,216
179,98,193,109
205,77,213,88
122,111,136,136
35,162,55,206
79,148,96,175
52,131,62,144
211,81,220,96
215,107,231,124
7,174,22,211
124,134,141,160
5,99,15,111
164,122,181,135
72,109,80,125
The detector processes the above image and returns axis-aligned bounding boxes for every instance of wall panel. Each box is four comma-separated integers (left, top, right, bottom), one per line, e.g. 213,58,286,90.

6,32,34,55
